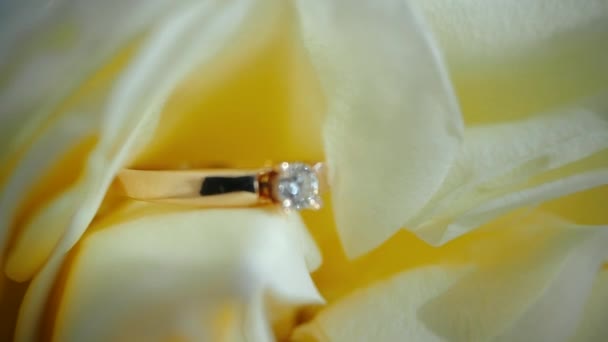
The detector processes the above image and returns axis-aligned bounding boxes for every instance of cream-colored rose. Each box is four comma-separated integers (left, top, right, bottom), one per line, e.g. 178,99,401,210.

1,0,607,341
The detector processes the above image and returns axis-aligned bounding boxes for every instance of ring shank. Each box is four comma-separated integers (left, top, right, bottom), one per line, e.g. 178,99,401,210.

114,169,271,207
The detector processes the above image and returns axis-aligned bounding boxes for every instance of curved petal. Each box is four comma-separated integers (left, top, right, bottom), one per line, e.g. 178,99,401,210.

413,0,608,62
4,0,277,280
569,269,608,341
294,0,463,258
0,0,174,329
294,214,608,342
49,208,321,342
294,266,466,342
0,0,174,163
12,1,284,341
0,0,180,280
409,96,608,245
413,0,608,124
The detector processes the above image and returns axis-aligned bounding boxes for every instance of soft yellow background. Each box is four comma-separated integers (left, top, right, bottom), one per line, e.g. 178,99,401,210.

1,0,607,340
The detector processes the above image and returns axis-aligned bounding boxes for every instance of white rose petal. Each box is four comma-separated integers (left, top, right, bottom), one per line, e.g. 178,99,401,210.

412,0,608,124
410,97,608,244
413,0,608,62
0,2,175,249
293,265,467,342
50,208,322,342
294,214,608,342
9,1,286,341
0,0,173,161
294,0,464,258
570,269,608,341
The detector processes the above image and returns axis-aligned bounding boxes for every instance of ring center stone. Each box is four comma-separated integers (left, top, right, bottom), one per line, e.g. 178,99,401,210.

274,162,321,210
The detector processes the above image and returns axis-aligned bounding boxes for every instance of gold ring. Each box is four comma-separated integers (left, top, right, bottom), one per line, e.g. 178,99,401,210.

114,162,327,211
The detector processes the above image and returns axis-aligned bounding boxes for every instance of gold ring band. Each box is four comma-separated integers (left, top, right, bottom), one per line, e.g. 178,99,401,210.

114,162,326,211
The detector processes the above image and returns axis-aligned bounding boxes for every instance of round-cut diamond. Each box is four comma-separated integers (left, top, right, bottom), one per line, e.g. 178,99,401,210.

274,162,321,210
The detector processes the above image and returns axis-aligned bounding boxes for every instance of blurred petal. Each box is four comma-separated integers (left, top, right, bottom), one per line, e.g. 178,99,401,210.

295,266,465,342
0,279,27,340
49,208,321,342
412,0,608,123
294,0,463,258
10,1,284,341
413,0,608,62
420,219,608,342
569,269,608,341
4,0,276,279
0,0,170,278
540,185,608,226
410,95,608,245
295,214,608,342
130,1,325,170
0,0,173,162
0,0,171,329
6,188,79,281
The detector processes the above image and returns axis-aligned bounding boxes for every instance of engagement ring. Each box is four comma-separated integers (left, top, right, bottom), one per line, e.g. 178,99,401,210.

115,162,327,211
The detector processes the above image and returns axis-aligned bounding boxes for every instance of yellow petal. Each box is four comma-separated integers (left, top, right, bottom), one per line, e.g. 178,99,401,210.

4,0,278,279
0,278,27,340
0,0,174,164
410,96,608,245
540,184,608,225
569,269,608,341
295,214,608,341
294,0,464,258
10,2,285,340
413,0,608,123
50,207,321,342
296,266,467,342
130,1,323,170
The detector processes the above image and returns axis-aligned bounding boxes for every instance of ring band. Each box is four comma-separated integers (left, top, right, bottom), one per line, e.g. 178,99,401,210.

114,162,326,211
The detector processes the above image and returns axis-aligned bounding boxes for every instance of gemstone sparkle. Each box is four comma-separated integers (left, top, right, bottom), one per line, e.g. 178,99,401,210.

274,162,321,210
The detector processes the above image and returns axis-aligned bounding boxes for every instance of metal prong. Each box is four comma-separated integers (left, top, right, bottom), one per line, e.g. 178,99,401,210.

308,197,322,210
313,162,329,193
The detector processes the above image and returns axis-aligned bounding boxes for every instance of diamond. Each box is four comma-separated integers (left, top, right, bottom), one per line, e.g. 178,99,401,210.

273,162,322,210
